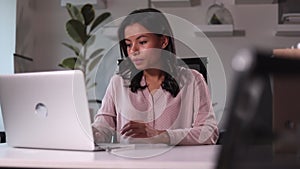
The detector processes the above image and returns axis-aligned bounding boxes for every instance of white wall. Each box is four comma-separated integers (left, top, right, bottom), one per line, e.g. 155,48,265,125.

15,0,300,128
0,0,17,131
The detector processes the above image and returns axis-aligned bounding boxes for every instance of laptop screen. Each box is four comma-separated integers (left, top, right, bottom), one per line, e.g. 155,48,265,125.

0,70,96,151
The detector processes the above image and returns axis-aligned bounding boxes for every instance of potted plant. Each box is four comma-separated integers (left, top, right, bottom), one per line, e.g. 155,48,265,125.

59,3,111,91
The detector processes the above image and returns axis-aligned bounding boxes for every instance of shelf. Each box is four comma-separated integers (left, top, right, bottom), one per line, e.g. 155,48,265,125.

101,24,245,39
61,0,107,9
195,25,235,37
151,0,200,7
275,24,300,36
235,0,277,4
195,25,233,37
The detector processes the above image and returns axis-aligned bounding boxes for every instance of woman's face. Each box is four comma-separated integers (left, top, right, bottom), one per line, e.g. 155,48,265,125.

124,23,168,70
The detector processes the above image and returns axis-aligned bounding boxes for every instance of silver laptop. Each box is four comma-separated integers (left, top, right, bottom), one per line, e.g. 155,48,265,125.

0,70,107,151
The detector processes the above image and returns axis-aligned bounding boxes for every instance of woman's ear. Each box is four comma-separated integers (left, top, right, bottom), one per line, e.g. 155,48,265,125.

161,36,169,49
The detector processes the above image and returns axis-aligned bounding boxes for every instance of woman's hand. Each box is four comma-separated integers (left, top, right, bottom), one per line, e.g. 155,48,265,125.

92,126,104,143
120,121,163,138
120,121,170,144
92,126,113,143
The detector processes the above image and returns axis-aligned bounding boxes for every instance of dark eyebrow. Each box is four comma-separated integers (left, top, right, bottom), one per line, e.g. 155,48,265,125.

136,35,148,40
124,34,149,42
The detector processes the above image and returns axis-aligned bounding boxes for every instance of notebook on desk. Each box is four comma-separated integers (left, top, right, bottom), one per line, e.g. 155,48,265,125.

0,70,131,151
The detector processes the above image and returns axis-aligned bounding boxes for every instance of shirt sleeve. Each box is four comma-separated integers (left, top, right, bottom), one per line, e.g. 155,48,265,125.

92,76,118,143
167,71,219,145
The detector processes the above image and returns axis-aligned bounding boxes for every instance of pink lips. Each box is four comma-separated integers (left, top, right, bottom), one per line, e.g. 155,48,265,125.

132,59,144,65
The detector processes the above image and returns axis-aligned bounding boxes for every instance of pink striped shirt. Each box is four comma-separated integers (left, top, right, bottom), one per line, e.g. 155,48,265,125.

92,67,219,145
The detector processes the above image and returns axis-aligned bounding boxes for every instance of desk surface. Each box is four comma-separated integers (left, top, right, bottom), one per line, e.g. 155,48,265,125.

0,143,220,169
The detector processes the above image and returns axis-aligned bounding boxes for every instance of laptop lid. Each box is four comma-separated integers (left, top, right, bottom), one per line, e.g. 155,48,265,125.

0,70,96,151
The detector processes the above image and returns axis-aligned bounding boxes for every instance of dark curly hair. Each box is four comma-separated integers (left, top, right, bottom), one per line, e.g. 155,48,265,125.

118,8,180,97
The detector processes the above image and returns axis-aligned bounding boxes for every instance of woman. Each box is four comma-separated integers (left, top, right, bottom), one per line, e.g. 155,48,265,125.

92,8,218,145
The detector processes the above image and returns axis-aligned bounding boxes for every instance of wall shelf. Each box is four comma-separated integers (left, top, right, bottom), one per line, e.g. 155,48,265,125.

235,0,277,4
61,0,107,9
195,24,245,37
151,0,200,7
275,24,300,36
101,24,247,39
101,25,243,40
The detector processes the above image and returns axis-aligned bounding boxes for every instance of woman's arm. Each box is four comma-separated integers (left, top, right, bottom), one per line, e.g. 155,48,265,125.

166,114,219,145
92,114,116,143
167,71,219,145
119,71,219,145
92,77,117,143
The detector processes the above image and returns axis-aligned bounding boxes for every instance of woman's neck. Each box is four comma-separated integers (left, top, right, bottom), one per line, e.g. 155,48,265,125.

143,69,164,92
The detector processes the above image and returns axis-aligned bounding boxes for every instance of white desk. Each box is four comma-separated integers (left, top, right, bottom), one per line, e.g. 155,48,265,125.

0,143,220,169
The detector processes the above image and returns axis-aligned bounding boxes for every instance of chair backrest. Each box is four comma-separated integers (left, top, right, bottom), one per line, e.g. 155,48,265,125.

118,57,208,82
179,57,207,83
0,132,5,143
216,48,300,169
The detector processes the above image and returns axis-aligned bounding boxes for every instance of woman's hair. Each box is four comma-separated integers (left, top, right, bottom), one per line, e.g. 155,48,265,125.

118,8,179,97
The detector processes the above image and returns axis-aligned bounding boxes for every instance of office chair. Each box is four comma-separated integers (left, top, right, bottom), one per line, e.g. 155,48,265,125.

216,48,300,169
178,57,208,83
118,57,208,82
0,132,5,143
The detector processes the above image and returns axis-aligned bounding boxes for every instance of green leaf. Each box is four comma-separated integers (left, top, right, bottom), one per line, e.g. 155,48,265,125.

86,78,91,85
66,3,75,18
78,52,85,61
90,12,111,32
88,54,103,72
85,35,96,47
81,4,95,26
88,49,104,61
66,19,89,45
66,3,84,24
62,42,80,56
59,57,79,70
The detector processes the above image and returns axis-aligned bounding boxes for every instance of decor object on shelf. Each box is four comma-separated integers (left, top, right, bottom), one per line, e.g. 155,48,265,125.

235,0,276,4
206,2,233,25
59,3,110,90
281,13,300,24
278,0,300,24
151,0,200,7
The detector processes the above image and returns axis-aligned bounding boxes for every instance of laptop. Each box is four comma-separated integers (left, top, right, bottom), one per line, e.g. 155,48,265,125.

0,70,123,151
